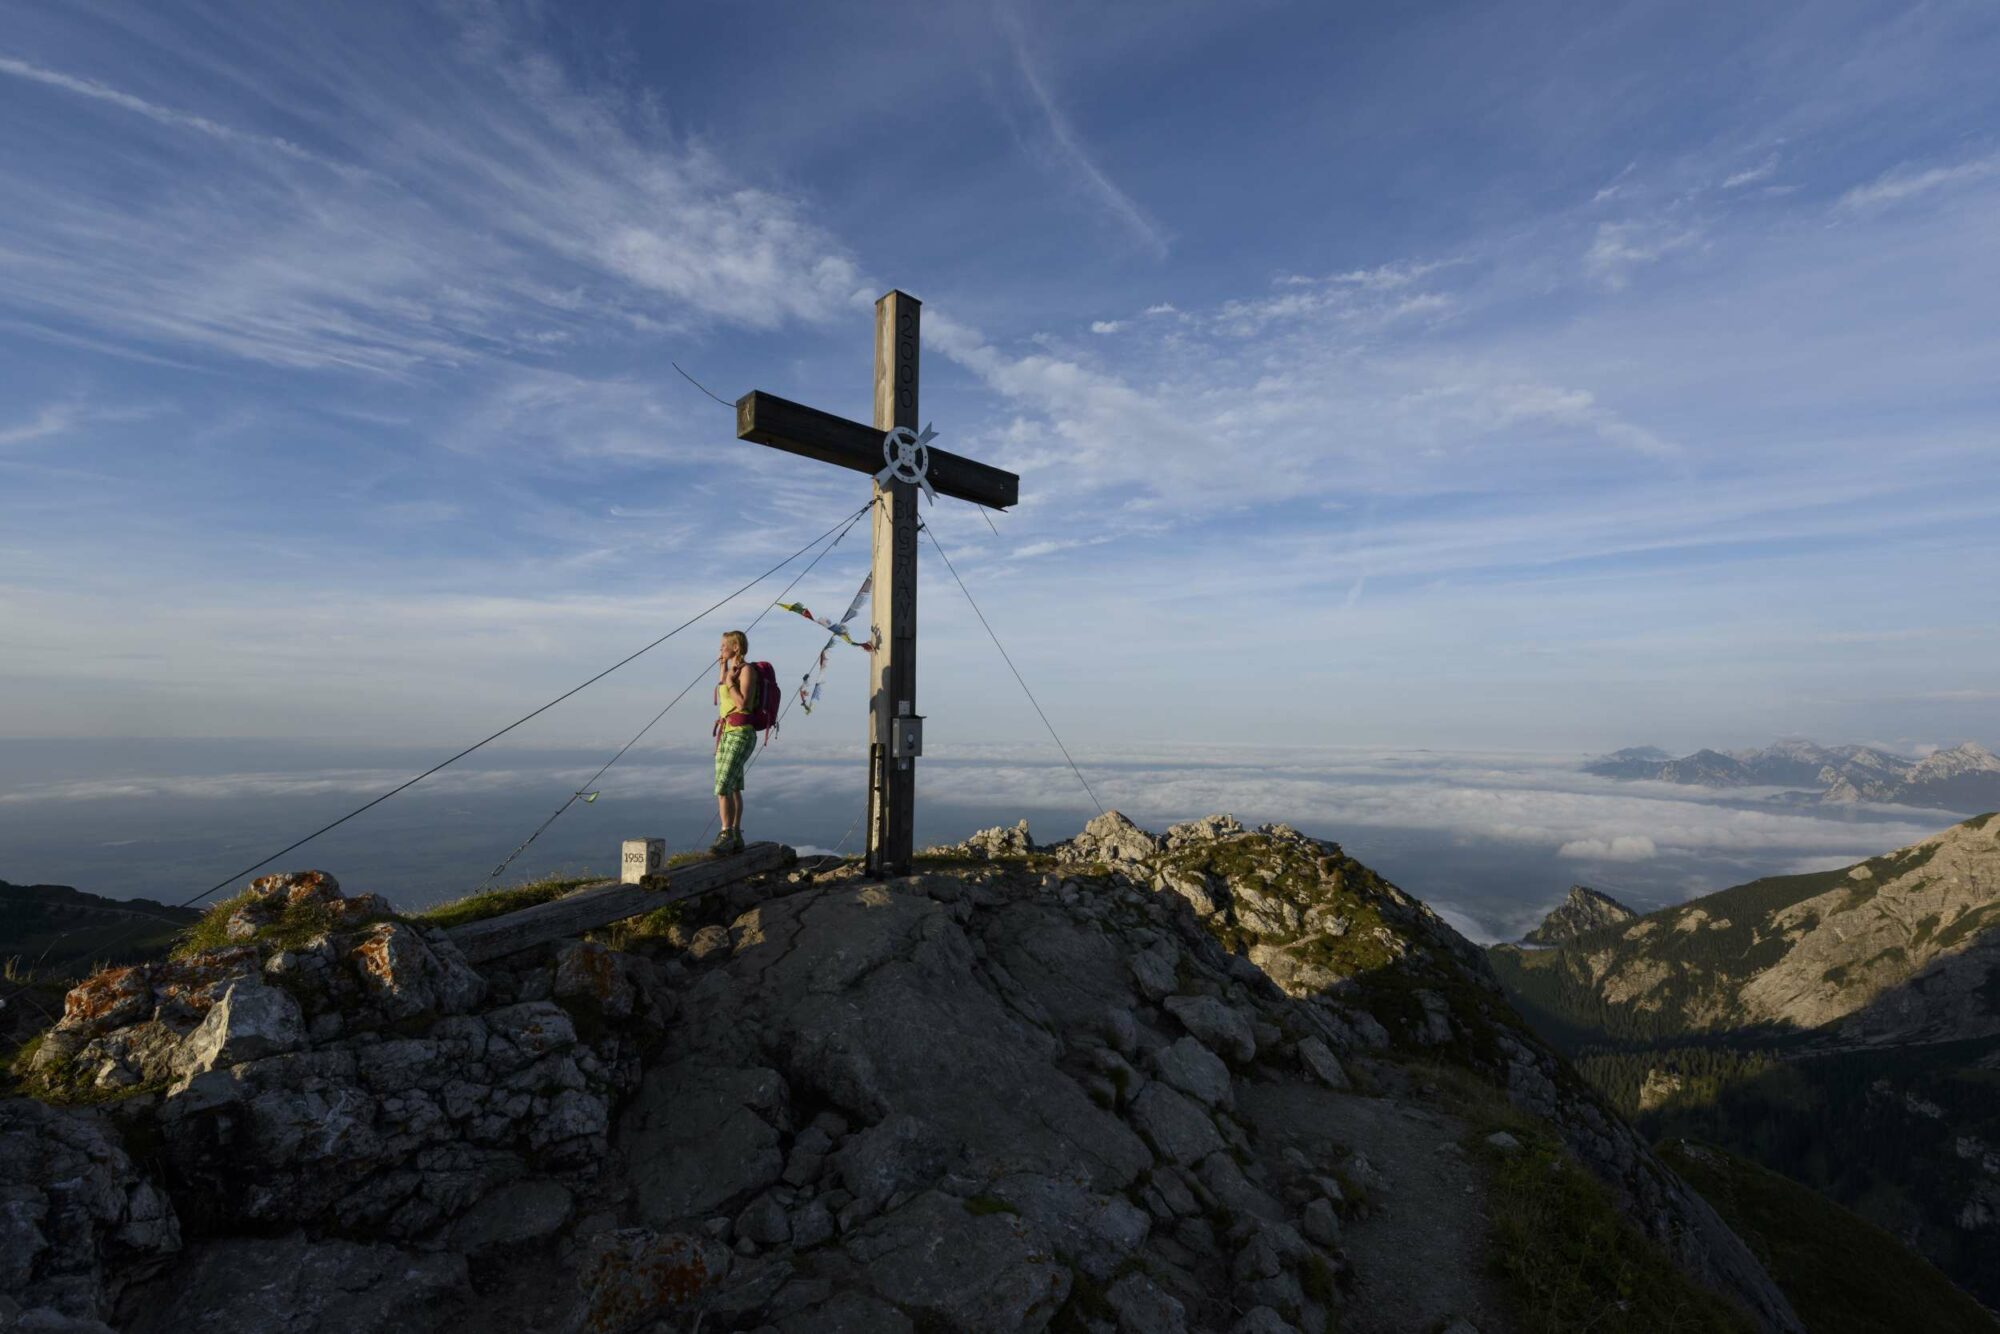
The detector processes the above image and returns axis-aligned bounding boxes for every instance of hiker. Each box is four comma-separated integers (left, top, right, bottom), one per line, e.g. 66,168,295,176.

712,629,759,854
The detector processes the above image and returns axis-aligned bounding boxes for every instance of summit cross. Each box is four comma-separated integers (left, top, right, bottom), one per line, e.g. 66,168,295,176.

735,289,1019,877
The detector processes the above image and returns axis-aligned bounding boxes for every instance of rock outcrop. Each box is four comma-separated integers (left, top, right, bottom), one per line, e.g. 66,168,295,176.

1521,885,1637,946
2,819,1803,1334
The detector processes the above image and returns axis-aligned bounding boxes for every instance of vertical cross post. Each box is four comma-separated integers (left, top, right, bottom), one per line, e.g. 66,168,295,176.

868,290,921,876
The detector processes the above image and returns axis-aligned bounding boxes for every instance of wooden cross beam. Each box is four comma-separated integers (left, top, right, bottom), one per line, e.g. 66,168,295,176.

735,290,1020,878
736,392,1018,510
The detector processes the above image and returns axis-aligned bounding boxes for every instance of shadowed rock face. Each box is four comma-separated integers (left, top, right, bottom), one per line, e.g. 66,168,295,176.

4,816,1803,1334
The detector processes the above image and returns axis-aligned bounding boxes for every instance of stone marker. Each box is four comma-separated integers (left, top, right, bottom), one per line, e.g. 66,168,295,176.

449,842,790,964
621,838,665,884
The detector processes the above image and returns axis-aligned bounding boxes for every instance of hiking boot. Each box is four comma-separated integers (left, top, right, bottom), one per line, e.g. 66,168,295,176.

726,828,745,854
709,828,735,857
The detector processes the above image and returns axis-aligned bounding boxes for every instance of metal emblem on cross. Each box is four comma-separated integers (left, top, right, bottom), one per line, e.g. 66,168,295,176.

877,424,939,503
733,291,1020,877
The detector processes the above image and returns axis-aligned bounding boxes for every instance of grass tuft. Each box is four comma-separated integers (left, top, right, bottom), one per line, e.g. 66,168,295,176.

174,884,391,959
409,874,598,931
962,1194,1021,1217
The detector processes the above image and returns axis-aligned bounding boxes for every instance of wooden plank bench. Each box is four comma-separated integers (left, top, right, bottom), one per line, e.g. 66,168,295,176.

446,841,793,964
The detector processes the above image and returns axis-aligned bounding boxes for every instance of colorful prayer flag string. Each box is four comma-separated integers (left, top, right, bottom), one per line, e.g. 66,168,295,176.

787,571,873,713
777,572,874,650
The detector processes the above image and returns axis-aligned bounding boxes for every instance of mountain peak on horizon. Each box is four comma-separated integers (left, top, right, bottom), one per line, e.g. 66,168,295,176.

1522,883,1639,945
1586,738,2000,813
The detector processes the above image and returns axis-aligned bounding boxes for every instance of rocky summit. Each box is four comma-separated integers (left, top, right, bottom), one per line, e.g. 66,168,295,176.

1520,886,1637,947
3,816,1805,1334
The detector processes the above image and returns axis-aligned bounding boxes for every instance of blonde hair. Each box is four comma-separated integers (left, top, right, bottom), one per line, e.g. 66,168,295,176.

722,630,749,659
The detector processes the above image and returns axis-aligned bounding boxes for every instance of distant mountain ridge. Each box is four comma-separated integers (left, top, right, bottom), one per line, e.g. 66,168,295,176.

1493,813,2000,1047
1487,814,2000,1307
1585,739,2000,812
0,879,198,972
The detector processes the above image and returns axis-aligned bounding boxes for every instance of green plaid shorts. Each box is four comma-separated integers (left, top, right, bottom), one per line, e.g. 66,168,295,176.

714,726,755,796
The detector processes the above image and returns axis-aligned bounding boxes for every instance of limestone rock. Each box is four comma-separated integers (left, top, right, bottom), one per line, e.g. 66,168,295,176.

32,949,260,1077
1164,813,1245,849
842,1190,1069,1332
1301,1196,1341,1247
224,870,388,941
1106,1271,1186,1334
931,819,1040,859
775,1289,914,1333
552,941,637,1019
0,1099,180,1324
789,1199,835,1250
681,882,1151,1192
687,924,732,960
1164,994,1257,1063
575,1228,730,1334
125,1234,467,1334
1157,865,1225,918
989,1172,1151,1281
171,980,304,1081
623,1063,787,1223
1153,1034,1234,1109
445,1178,572,1257
1064,811,1161,865
1128,1083,1223,1165
9,814,1808,1334
7,1308,120,1333
1197,1151,1285,1224
343,922,485,1020
1521,885,1637,946
833,1113,953,1208
1295,1036,1350,1090
735,1191,793,1247
1130,943,1180,1001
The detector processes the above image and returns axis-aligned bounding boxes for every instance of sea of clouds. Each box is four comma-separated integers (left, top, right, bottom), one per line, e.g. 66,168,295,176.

0,738,1959,945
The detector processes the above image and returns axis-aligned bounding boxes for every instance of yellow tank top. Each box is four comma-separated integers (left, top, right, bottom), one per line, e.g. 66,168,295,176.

718,667,757,724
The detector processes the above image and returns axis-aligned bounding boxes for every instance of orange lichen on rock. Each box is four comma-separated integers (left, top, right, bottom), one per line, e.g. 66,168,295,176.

62,964,153,1027
580,1230,723,1333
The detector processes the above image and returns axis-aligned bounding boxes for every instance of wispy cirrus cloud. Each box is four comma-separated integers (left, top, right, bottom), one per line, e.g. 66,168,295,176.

3,0,1998,762
1836,151,2000,211
997,3,1169,260
1585,219,1703,287
1722,153,1781,189
0,20,862,377
0,52,336,166
0,402,77,447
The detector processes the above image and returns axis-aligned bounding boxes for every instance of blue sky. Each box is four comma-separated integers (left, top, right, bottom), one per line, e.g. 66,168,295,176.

3,0,1998,762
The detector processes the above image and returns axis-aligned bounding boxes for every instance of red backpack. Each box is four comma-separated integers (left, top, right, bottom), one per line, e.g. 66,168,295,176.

718,661,782,743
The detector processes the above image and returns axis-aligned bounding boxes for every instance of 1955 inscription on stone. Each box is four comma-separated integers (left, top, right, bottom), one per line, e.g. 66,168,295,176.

620,837,664,884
